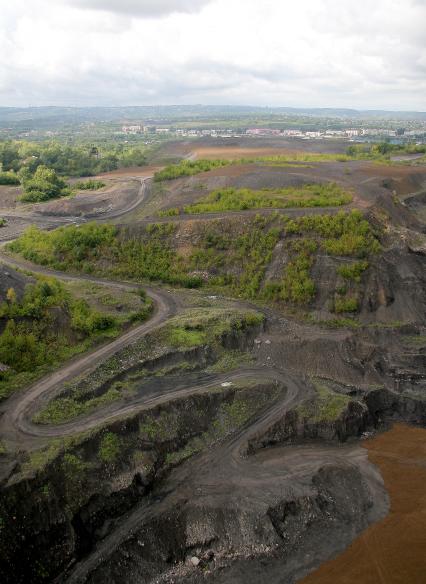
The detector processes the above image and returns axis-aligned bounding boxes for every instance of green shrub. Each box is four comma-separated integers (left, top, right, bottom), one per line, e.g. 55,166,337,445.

33,386,122,425
0,321,47,371
285,210,381,257
70,299,116,334
0,171,20,185
73,180,106,191
337,260,369,282
157,207,180,217
334,296,359,313
20,166,70,202
98,433,121,463
297,383,350,422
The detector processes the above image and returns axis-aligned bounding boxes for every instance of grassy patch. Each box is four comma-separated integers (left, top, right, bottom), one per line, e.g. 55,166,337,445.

182,183,352,214
297,382,350,423
154,159,230,181
157,207,180,217
206,350,254,373
33,386,123,425
65,280,153,325
160,308,264,349
166,327,207,348
98,432,122,463
139,411,180,442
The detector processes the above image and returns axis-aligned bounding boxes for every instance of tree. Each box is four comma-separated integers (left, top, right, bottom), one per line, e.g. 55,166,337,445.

20,165,69,203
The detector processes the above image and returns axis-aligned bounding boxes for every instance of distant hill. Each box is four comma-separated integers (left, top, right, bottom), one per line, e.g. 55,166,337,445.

0,105,425,127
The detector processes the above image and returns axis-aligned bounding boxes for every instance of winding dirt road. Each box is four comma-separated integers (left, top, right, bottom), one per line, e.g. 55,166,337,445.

0,176,152,243
0,162,396,584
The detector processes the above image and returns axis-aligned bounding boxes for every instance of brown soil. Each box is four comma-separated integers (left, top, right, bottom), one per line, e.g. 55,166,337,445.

300,423,426,584
0,185,22,210
96,165,161,178
188,146,312,160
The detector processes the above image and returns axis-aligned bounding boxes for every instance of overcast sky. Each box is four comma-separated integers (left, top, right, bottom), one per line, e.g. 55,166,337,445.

0,0,425,110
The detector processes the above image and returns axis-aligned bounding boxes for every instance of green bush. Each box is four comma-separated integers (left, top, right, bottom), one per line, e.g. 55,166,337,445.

334,296,359,313
20,165,70,202
70,299,116,334
264,242,316,305
0,321,47,371
99,433,121,463
73,180,106,191
8,223,117,267
285,210,381,257
0,171,20,185
337,260,369,282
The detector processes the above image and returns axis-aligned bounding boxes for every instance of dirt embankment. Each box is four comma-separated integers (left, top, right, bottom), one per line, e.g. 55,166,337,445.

300,423,426,584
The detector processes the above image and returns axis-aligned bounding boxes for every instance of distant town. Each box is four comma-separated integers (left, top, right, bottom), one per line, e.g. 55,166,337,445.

120,124,426,143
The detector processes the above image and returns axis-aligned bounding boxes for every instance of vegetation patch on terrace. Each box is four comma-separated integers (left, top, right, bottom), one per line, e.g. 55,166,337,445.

32,307,264,425
297,381,351,423
0,274,151,402
72,179,106,191
160,183,352,216
154,159,231,181
8,210,381,313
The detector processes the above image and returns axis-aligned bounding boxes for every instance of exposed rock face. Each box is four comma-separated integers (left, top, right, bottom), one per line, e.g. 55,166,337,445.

83,463,388,584
0,382,281,584
246,399,369,454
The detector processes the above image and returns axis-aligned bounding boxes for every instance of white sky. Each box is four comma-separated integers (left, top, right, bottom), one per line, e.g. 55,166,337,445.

0,0,425,110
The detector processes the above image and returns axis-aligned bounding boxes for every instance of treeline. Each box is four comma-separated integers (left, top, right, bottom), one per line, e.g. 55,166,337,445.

346,142,426,159
0,140,148,177
0,139,145,202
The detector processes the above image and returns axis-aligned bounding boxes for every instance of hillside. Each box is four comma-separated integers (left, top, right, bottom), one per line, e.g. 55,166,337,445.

0,139,425,584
